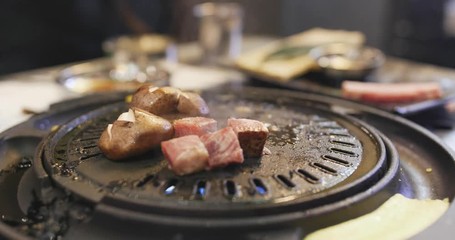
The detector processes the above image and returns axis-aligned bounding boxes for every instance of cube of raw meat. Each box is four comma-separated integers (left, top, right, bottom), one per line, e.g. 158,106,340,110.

161,135,209,175
200,127,244,169
173,117,217,137
227,118,269,158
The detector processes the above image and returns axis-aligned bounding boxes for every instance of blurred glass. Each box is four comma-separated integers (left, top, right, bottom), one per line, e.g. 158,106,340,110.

102,34,172,82
56,34,172,94
193,2,244,66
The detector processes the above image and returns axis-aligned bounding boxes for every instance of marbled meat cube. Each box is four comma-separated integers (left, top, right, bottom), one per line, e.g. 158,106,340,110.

200,127,244,169
227,118,269,158
173,117,217,137
161,135,209,175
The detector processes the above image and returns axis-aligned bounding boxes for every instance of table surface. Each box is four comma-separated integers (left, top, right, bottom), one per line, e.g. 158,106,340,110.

1,37,454,152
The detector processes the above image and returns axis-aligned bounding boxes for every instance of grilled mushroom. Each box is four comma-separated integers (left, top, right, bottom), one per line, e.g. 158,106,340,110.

130,85,210,117
130,85,182,115
177,92,210,116
98,108,174,160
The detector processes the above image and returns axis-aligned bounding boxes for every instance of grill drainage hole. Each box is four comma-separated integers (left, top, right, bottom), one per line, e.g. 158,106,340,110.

275,175,296,188
329,147,358,157
251,178,268,196
329,133,352,137
224,180,238,198
312,163,338,175
163,179,179,195
295,169,320,184
135,174,155,188
320,126,343,130
193,180,208,199
329,139,356,147
322,155,351,166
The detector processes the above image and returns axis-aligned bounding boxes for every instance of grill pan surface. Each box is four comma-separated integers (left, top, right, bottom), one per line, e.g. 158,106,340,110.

0,87,454,239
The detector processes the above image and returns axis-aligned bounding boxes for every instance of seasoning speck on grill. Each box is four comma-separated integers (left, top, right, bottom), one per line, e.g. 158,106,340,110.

201,127,244,169
227,118,269,158
173,117,217,137
161,135,209,175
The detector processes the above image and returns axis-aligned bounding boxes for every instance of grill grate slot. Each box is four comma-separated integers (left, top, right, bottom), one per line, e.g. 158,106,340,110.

163,179,179,195
322,155,351,166
79,153,101,161
81,145,99,149
329,139,356,147
78,137,100,142
329,147,358,157
312,162,338,175
320,126,344,130
329,133,352,137
295,169,320,184
56,149,65,155
274,175,296,188
135,174,156,188
223,180,238,198
193,180,208,199
84,128,104,133
251,178,268,195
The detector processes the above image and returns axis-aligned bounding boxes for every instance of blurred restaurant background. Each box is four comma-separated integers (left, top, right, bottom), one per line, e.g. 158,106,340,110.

1,0,455,75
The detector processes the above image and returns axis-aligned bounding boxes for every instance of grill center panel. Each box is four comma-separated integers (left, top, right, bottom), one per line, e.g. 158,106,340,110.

43,91,384,213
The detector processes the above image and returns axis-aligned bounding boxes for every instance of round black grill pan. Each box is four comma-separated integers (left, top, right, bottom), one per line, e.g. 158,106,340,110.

40,91,391,220
0,87,453,239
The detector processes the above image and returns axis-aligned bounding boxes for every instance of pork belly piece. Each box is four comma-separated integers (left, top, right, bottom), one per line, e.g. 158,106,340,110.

200,127,244,169
227,118,269,158
341,81,443,103
99,108,174,161
161,135,209,175
130,85,182,115
177,92,210,116
173,117,217,137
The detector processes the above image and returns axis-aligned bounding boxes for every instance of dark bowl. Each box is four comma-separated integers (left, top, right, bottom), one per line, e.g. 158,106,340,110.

309,43,385,80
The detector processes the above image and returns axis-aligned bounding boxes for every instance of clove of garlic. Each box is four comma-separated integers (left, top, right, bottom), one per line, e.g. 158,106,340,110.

107,124,113,141
117,109,136,122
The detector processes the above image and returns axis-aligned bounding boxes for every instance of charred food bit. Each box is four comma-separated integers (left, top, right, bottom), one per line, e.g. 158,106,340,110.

98,108,174,160
227,118,269,158
177,92,210,116
200,127,244,169
173,117,218,137
130,85,182,115
161,135,209,176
